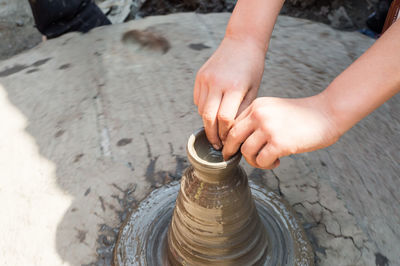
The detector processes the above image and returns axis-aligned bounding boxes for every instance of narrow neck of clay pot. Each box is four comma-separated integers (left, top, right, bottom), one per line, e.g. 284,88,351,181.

186,128,241,183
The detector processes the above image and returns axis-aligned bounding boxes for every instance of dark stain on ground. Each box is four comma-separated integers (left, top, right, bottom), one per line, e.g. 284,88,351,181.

74,153,84,163
76,228,87,243
111,183,137,222
302,223,327,265
99,196,106,212
54,129,65,138
145,156,159,186
127,162,134,171
0,57,52,77
26,68,39,74
32,57,52,67
58,63,71,70
84,187,91,196
144,137,152,158
117,138,132,147
85,223,118,266
0,64,29,77
94,51,102,57
320,160,327,167
122,29,170,54
71,208,77,212
249,168,267,184
189,43,210,51
174,155,188,178
375,252,389,266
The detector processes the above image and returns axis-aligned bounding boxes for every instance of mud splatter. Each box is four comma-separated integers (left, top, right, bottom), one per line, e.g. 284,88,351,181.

99,196,106,212
0,64,29,77
76,229,87,243
58,63,71,70
84,187,91,196
188,43,210,51
116,138,132,147
74,153,84,163
32,57,52,67
54,129,65,138
375,253,389,266
26,68,39,74
122,29,170,54
0,57,52,77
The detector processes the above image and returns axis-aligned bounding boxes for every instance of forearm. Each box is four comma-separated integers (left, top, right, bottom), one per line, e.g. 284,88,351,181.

321,20,400,136
225,0,285,53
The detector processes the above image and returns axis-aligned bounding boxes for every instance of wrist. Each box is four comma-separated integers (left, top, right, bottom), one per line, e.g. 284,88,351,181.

223,31,269,55
312,92,343,142
225,26,269,53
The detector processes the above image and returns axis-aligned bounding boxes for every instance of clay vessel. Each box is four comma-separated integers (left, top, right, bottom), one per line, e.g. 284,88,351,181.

166,128,269,265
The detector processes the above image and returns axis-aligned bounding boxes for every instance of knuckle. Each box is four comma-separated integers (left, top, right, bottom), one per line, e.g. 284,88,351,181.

218,113,233,124
251,108,264,120
202,113,215,124
195,71,203,82
228,127,238,140
200,71,214,83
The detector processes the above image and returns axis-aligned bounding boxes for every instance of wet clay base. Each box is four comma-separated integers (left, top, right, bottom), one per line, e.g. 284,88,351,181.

113,181,313,265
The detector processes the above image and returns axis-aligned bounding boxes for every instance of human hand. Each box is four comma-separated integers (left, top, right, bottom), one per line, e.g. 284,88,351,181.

222,96,340,169
194,36,266,150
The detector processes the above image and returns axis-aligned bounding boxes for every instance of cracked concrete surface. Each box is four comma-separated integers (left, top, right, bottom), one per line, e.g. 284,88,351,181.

0,13,398,265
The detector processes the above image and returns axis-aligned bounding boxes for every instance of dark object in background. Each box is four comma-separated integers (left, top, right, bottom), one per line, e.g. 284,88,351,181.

382,0,400,33
137,0,235,17
28,0,111,39
366,0,393,34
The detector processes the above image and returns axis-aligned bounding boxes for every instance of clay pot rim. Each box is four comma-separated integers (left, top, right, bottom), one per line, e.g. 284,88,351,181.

187,128,241,170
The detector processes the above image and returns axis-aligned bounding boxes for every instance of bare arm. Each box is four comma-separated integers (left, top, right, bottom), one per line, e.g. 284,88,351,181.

222,21,400,168
225,0,285,52
323,20,400,135
194,0,285,150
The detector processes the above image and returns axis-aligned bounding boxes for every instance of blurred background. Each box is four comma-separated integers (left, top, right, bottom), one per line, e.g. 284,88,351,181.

0,0,381,61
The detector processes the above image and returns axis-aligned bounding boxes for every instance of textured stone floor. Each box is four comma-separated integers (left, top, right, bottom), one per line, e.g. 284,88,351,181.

0,13,398,265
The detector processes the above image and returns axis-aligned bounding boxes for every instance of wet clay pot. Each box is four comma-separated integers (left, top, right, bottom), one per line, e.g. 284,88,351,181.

113,128,314,266
166,129,269,265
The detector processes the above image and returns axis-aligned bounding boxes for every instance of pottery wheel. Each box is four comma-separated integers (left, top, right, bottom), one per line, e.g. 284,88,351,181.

113,181,312,266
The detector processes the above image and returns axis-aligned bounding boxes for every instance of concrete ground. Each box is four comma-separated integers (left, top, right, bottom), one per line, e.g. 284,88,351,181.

0,12,398,266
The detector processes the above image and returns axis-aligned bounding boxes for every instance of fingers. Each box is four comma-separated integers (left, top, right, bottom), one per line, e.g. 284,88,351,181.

237,87,258,116
240,129,268,167
197,86,208,115
202,89,223,149
217,91,243,143
256,144,280,169
235,102,252,123
222,117,254,160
